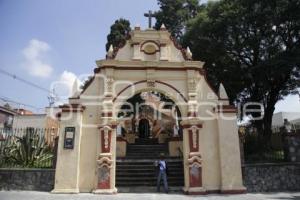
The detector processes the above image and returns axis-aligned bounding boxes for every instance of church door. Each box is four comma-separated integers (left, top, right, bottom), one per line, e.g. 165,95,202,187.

138,118,150,138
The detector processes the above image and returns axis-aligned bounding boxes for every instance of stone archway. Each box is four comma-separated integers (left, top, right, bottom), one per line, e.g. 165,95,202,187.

113,80,187,119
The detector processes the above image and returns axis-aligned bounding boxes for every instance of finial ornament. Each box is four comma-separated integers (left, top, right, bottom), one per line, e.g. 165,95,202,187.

186,46,193,60
107,44,114,58
134,24,141,30
160,23,166,30
72,79,80,97
219,83,229,99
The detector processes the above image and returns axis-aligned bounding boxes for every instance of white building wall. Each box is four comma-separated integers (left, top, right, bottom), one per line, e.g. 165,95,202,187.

272,112,300,127
12,114,46,129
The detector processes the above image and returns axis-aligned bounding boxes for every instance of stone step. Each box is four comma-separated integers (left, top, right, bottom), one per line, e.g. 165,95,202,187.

126,150,168,154
116,160,183,164
134,138,159,145
128,145,166,148
116,168,183,172
116,180,184,186
117,172,184,177
117,186,183,193
128,144,166,147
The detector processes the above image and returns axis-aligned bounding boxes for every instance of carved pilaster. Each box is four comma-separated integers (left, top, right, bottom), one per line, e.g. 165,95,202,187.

94,124,117,194
181,120,205,194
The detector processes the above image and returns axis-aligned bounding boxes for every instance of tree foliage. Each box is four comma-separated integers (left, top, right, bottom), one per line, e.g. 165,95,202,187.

105,18,131,51
154,0,201,39
183,0,300,143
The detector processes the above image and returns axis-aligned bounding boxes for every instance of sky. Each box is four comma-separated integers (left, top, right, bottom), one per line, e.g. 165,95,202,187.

0,0,299,114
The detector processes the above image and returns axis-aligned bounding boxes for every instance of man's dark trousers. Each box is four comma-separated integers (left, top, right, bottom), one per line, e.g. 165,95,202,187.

157,169,168,193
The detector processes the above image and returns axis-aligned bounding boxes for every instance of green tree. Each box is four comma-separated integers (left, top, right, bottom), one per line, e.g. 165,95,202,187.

154,0,201,39
183,0,300,147
105,18,131,51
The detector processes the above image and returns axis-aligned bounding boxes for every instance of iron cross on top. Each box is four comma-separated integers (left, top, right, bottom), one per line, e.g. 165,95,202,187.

144,10,155,28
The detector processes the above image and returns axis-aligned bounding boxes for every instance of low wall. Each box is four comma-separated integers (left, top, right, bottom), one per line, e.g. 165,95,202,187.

242,163,300,192
0,168,55,191
0,163,300,192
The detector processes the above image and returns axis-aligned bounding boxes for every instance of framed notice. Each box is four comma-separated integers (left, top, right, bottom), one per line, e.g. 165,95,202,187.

64,127,75,149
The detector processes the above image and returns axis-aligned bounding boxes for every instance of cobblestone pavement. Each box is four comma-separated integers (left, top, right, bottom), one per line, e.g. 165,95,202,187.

0,191,300,200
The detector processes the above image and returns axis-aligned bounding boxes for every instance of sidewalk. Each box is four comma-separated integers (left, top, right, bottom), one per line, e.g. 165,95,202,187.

0,191,300,200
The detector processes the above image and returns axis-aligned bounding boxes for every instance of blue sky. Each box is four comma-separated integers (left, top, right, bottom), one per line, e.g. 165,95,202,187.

0,0,299,113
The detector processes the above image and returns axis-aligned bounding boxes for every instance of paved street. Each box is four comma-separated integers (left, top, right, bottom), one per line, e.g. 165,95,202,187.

0,191,300,200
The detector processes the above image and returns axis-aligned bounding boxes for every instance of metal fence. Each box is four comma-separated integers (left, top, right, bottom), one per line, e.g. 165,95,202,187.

241,125,300,163
0,128,58,168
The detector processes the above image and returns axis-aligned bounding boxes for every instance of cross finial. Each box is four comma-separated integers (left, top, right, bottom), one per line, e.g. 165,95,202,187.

144,10,155,28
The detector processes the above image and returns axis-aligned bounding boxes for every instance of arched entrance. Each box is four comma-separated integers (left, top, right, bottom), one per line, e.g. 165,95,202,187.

115,89,184,192
138,118,150,138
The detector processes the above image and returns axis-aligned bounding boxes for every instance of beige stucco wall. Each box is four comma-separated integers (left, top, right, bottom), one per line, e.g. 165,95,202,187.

217,113,245,191
116,140,126,157
12,114,46,129
54,28,245,194
168,140,183,157
52,112,83,193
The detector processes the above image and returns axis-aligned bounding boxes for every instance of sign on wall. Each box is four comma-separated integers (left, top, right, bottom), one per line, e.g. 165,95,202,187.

64,127,75,149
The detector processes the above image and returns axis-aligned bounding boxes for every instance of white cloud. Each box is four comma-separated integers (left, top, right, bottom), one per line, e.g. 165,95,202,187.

275,94,300,113
59,70,78,94
22,39,53,78
51,70,83,102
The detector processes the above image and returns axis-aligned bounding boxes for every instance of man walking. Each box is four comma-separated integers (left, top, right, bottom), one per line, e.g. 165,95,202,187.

156,154,169,193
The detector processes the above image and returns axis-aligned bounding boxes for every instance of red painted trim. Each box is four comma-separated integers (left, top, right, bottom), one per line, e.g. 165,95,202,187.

188,112,197,117
59,104,85,112
117,137,128,142
182,124,203,129
101,112,113,117
189,129,199,152
101,129,111,153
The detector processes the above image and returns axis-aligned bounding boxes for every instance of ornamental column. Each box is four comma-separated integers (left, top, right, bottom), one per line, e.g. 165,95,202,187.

93,72,118,194
93,122,117,194
181,119,206,194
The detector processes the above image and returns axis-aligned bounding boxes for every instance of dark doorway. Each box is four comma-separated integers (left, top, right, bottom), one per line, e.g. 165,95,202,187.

138,118,150,138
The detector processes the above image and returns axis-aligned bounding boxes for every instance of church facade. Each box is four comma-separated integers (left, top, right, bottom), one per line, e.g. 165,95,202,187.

52,26,245,194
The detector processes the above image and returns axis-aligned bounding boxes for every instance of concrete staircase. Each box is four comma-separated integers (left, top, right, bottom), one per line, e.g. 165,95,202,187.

116,138,184,193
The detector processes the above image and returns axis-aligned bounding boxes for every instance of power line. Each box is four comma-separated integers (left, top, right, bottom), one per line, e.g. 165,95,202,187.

0,95,43,110
0,68,60,106
0,68,54,94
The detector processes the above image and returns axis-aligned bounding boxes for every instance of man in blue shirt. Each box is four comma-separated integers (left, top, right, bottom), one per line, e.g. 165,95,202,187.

156,154,169,193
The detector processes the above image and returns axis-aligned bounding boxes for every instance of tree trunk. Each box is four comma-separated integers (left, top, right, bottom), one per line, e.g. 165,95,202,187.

262,103,276,150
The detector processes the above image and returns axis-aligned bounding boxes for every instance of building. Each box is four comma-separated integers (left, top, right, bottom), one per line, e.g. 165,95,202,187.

12,107,60,130
0,105,18,129
272,112,300,127
11,107,60,143
53,26,245,194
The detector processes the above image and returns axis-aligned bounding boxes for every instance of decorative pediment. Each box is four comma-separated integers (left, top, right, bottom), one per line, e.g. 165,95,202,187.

106,27,192,62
